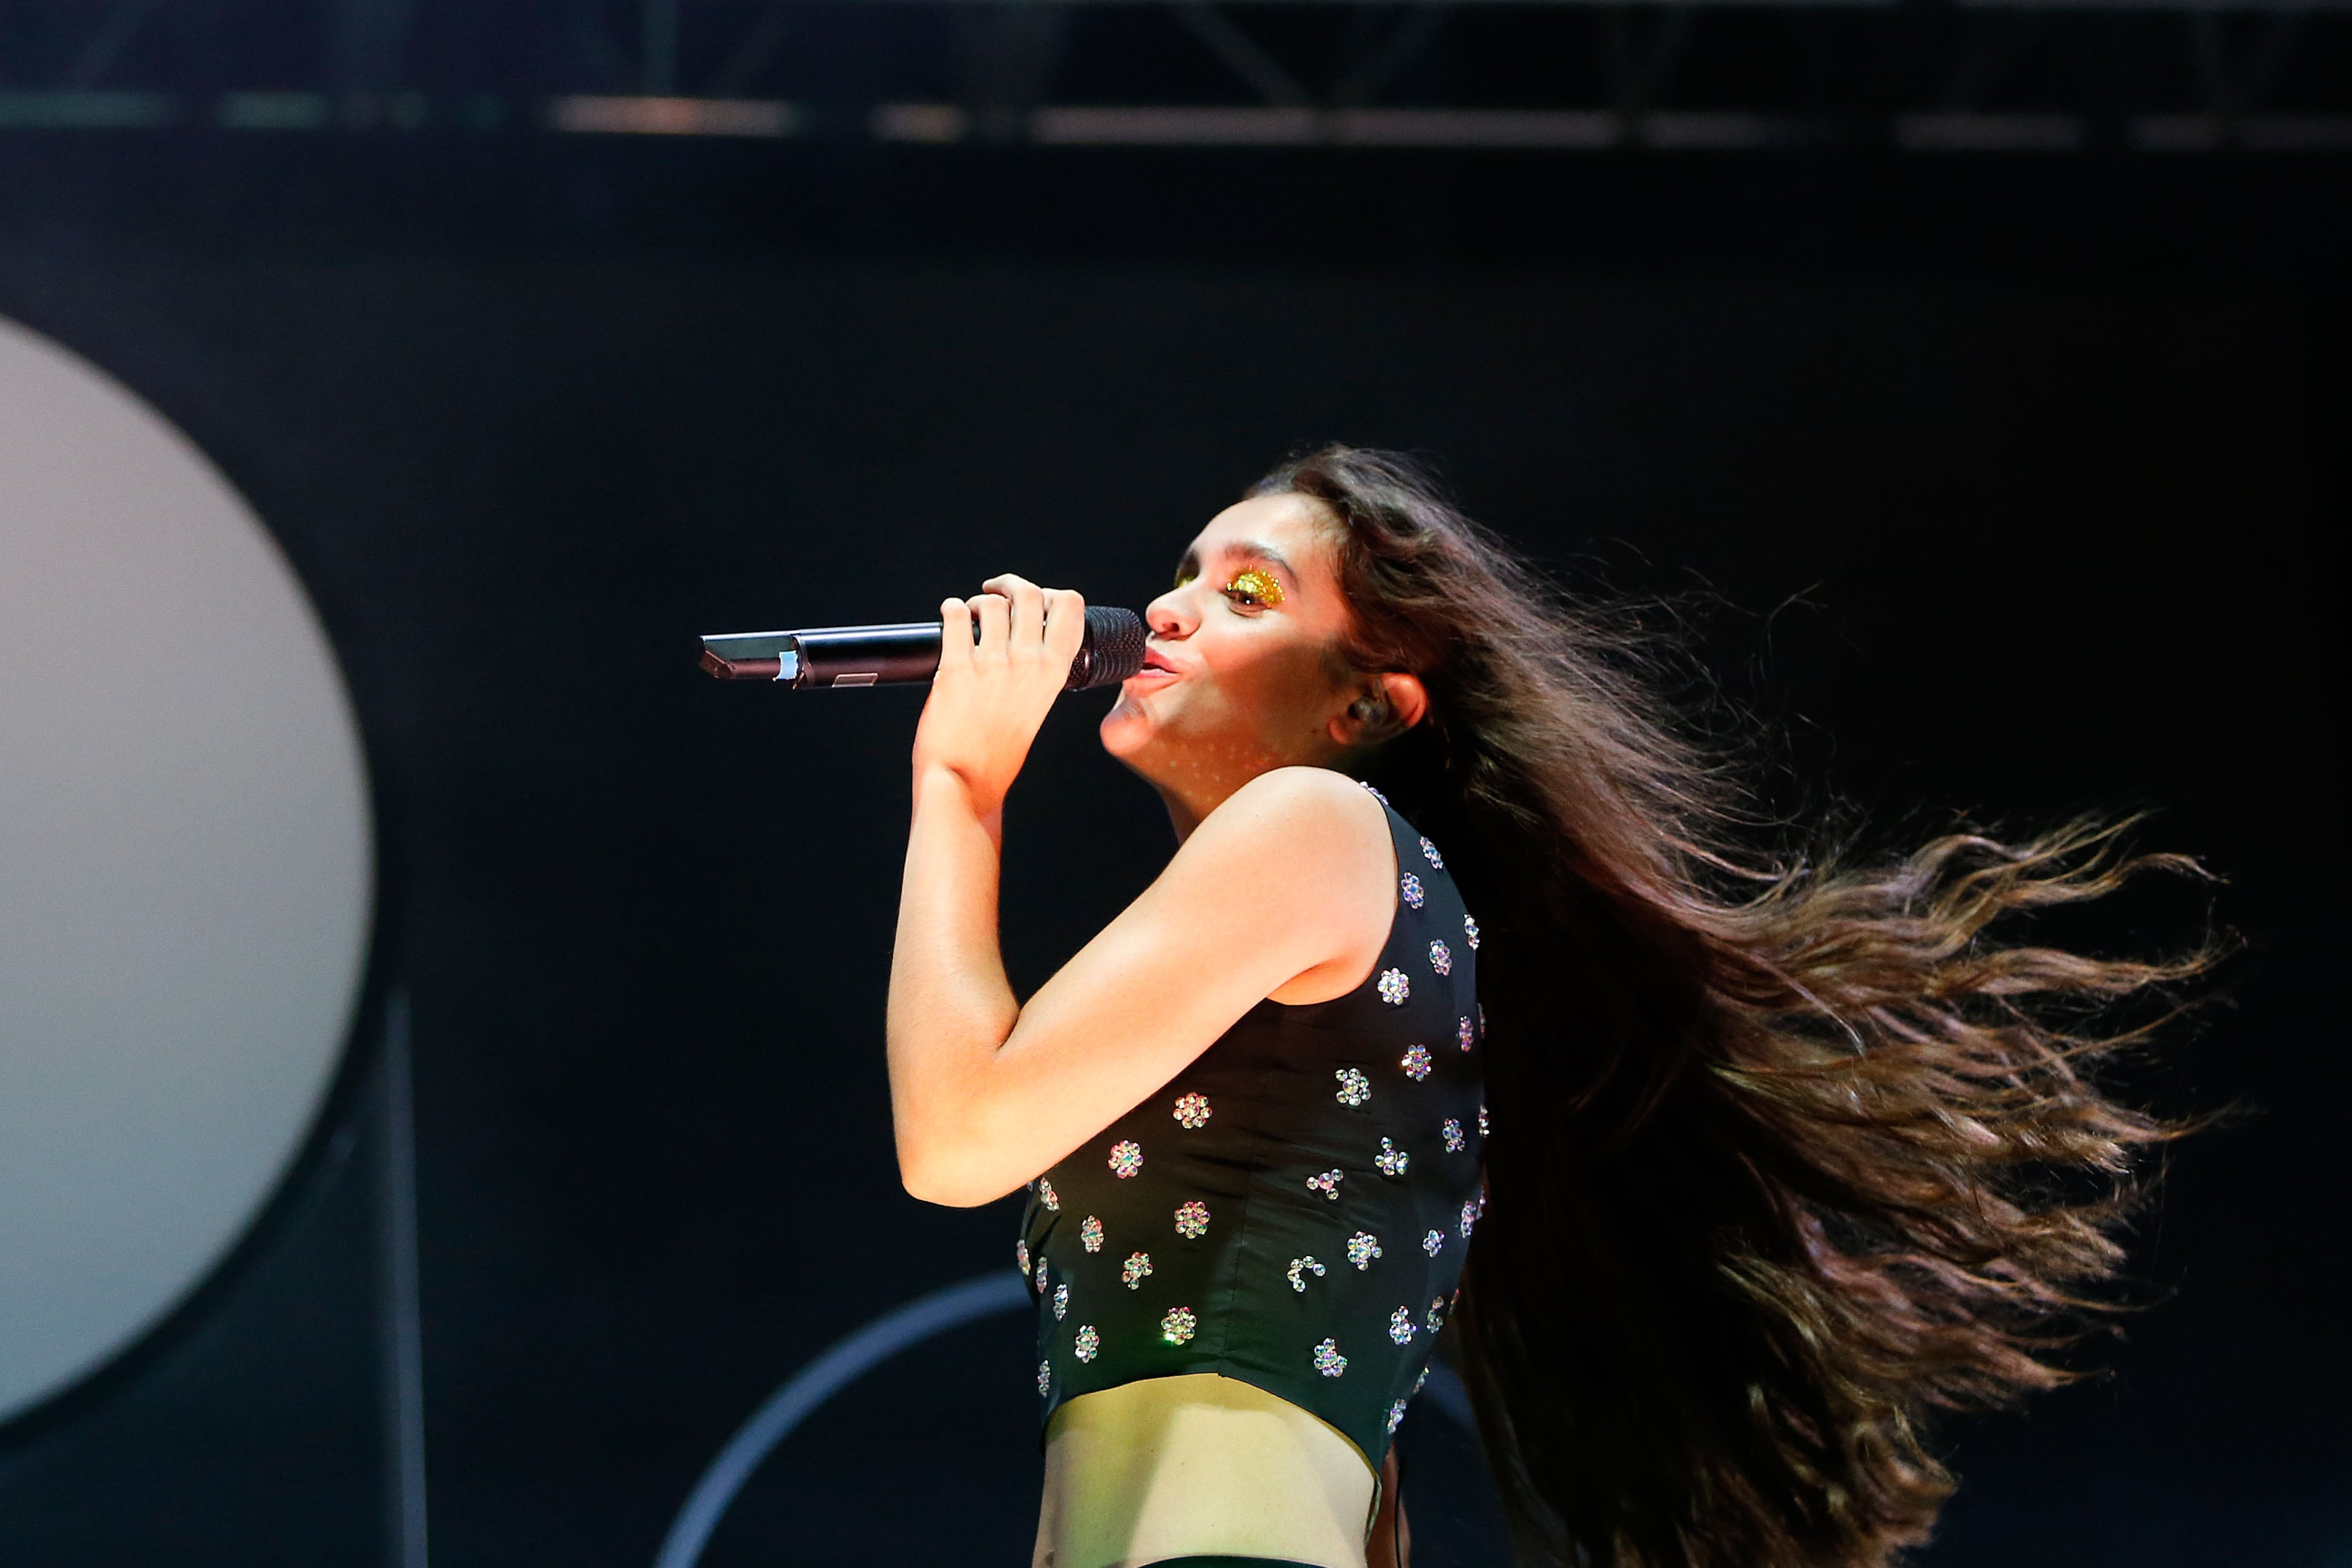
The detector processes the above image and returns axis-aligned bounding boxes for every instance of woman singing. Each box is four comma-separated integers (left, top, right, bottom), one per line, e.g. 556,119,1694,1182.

886,446,2207,1568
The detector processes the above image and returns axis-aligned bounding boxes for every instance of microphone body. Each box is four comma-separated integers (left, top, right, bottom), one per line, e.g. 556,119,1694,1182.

700,605,1146,692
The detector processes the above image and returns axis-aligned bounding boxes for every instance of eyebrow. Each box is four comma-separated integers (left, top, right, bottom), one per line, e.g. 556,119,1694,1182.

1177,540,1297,584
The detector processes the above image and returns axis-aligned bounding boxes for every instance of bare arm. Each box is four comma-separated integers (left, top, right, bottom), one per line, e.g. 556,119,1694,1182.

884,578,1392,1207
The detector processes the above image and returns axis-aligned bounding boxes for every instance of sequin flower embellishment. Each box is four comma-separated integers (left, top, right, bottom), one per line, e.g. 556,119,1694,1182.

1080,1215,1105,1253
1172,1092,1212,1130
1460,1197,1481,1238
1478,1103,1490,1138
1386,1400,1408,1435
1313,1339,1348,1378
1401,1044,1432,1082
1036,1178,1060,1212
1016,1241,1030,1277
1174,1201,1210,1240
1120,1251,1153,1289
1307,1169,1344,1201
1334,1067,1371,1107
1038,1361,1052,1398
1053,1283,1069,1321
1457,1016,1475,1053
1347,1231,1383,1270
1463,913,1481,950
1376,1137,1410,1178
1400,873,1425,909
1287,1256,1327,1292
1389,1308,1418,1345
1377,968,1410,1006
1107,1141,1143,1179
1442,1119,1466,1153
1428,940,1452,977
1420,835,1445,869
1422,1229,1445,1257
1160,1307,1198,1346
1074,1325,1100,1363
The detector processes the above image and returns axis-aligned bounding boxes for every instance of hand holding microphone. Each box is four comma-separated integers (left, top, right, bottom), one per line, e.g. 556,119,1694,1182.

911,576,1094,811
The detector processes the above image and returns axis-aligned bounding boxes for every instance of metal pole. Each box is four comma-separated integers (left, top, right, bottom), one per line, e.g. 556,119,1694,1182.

379,991,429,1568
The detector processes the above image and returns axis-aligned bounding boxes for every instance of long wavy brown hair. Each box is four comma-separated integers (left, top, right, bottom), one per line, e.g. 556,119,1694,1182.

1249,446,2216,1568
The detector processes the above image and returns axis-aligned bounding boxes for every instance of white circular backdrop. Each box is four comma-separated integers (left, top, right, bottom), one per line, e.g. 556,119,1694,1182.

0,316,373,1426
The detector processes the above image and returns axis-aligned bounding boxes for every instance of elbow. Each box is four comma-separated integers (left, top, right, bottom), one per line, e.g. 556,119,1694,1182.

897,1146,1011,1209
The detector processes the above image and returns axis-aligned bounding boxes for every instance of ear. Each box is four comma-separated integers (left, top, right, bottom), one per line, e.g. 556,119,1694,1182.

1328,671,1431,750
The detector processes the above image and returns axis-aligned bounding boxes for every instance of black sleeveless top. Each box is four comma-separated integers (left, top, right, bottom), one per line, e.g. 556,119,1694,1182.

1017,780,1486,1464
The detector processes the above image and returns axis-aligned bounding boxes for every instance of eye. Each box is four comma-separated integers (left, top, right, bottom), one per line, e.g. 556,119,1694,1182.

1222,568,1286,609
1172,567,1197,589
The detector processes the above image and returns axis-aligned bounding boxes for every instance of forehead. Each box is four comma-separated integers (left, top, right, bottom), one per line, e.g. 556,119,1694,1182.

1186,493,1339,573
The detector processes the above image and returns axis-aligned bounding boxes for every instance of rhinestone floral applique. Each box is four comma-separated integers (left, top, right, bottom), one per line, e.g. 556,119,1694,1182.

1376,1137,1410,1177
1386,1399,1408,1435
1107,1141,1143,1179
1080,1215,1105,1253
1075,1325,1100,1363
1442,1119,1466,1152
1035,1259,1050,1294
1477,1103,1489,1138
1174,1200,1210,1239
1287,1256,1328,1292
1427,1297,1448,1332
1053,1283,1069,1320
1420,835,1445,869
1377,968,1410,1006
1312,1339,1348,1378
1036,1178,1060,1212
1400,873,1425,909
1422,1229,1445,1257
1460,1197,1481,1238
1457,1016,1475,1052
1160,1307,1198,1346
1016,1241,1030,1277
1463,913,1480,950
1038,1361,1051,1398
1307,1169,1344,1201
1120,1251,1153,1289
1429,940,1452,977
1172,1092,1212,1130
1359,781,1389,805
1389,1308,1418,1345
1347,1231,1383,1270
1401,1044,1433,1082
1334,1067,1371,1107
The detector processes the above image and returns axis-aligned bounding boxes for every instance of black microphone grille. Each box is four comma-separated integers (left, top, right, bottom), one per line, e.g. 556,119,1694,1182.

1067,605,1147,692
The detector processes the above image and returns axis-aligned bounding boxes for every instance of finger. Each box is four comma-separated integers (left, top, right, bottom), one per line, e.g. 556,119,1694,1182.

937,596,972,676
982,575,1046,652
1043,588,1087,662
969,590,1011,662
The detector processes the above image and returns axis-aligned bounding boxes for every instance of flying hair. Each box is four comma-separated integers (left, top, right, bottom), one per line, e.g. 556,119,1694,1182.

1249,445,2220,1568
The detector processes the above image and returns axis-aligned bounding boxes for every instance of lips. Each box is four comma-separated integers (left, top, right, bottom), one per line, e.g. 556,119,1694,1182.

1135,647,1182,679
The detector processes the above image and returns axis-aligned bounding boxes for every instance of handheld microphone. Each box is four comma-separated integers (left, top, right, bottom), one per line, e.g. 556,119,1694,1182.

699,605,1146,691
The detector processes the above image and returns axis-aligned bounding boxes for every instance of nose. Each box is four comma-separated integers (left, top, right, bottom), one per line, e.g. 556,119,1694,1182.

1145,584,1195,640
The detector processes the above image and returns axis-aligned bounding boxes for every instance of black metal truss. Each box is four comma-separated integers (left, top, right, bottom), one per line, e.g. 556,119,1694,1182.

0,0,2345,151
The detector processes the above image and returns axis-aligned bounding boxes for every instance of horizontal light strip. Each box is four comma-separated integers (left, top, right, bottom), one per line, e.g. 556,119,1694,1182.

0,93,2345,152
548,96,800,138
0,90,175,128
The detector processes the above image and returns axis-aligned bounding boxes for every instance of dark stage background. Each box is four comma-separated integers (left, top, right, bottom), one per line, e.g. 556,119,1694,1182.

0,113,2343,1568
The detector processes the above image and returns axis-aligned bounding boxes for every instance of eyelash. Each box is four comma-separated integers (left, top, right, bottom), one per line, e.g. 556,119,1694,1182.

1173,567,1283,609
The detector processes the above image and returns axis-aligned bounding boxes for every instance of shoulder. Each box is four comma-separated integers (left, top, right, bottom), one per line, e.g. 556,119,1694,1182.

1182,767,1393,872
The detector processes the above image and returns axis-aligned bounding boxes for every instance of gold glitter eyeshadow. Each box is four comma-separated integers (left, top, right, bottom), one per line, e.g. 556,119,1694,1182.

1226,567,1285,607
